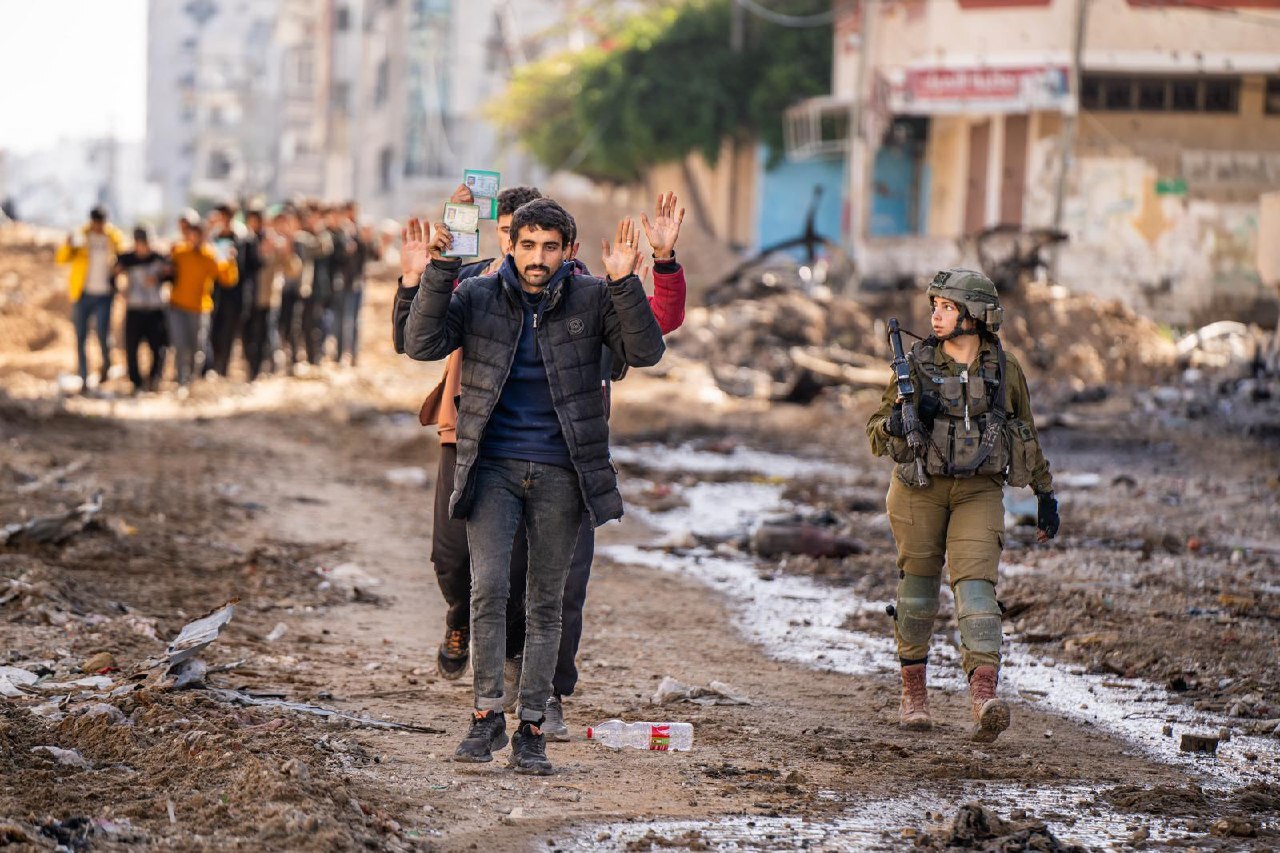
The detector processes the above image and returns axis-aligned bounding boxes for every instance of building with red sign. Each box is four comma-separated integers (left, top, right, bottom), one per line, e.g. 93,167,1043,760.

787,0,1280,324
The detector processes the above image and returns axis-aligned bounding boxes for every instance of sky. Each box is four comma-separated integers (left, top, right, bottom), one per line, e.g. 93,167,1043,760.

0,0,149,154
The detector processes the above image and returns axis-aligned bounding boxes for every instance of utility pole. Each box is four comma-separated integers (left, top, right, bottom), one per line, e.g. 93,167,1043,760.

847,0,876,262
1051,0,1089,278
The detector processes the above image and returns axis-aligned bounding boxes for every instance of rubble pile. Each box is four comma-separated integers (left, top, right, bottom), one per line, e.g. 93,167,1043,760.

998,281,1179,388
665,274,1188,402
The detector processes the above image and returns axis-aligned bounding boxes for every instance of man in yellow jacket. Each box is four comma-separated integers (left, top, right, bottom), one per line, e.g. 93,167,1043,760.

55,206,125,390
168,220,238,387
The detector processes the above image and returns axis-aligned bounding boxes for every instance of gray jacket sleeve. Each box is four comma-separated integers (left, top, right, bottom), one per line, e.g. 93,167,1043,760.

600,274,665,368
404,258,466,361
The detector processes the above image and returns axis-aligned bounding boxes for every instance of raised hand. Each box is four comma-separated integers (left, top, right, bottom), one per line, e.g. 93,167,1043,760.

601,217,641,281
639,191,685,261
400,218,432,282
449,183,474,205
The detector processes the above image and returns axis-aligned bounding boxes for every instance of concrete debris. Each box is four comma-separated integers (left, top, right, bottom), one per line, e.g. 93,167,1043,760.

30,745,93,770
651,675,750,706
0,665,39,697
916,802,1085,852
1179,732,1220,754
751,521,866,558
1,491,103,546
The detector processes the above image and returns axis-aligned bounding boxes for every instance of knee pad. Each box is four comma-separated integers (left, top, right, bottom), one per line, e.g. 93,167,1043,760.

954,579,1002,655
895,573,940,646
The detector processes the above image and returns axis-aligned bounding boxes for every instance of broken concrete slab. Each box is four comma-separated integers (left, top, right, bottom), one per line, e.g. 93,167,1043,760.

1179,733,1220,754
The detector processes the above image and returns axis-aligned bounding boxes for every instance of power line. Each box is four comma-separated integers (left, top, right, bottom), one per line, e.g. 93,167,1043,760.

733,0,835,28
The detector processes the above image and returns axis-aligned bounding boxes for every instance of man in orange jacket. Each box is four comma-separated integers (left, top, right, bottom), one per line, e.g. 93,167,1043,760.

168,219,238,387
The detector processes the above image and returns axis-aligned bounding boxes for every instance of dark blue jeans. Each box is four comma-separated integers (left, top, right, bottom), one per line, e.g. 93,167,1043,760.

72,294,113,382
466,457,583,723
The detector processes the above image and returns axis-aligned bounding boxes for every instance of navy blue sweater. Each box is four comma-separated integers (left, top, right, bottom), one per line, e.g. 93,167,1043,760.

478,257,574,468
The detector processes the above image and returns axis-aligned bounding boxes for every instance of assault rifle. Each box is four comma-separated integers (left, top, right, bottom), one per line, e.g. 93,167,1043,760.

887,319,928,487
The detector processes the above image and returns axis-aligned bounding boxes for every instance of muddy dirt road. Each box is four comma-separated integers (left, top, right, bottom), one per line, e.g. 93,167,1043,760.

2,237,1278,850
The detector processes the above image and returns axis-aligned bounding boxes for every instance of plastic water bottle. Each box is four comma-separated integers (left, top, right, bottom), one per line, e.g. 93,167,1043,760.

585,720,693,751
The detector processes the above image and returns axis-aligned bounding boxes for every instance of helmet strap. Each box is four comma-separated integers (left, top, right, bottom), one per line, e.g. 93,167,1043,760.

937,310,981,341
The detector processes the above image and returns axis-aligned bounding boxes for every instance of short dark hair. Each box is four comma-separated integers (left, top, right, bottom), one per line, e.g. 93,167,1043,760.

214,203,235,217
509,197,573,248
497,186,543,218
133,227,150,243
89,206,107,223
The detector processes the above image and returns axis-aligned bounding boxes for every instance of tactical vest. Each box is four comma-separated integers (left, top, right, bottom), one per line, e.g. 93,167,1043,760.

911,340,1008,479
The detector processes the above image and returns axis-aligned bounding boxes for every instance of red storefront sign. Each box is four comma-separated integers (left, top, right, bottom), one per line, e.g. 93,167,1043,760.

901,66,1070,113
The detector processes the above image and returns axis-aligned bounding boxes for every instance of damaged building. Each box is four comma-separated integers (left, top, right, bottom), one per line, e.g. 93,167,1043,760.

785,0,1280,326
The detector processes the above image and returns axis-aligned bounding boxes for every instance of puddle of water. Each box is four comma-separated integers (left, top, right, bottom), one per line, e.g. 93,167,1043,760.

611,443,854,481
606,447,1280,786
548,783,1201,851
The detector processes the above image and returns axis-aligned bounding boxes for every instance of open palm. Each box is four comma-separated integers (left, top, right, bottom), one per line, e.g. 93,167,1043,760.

640,192,685,260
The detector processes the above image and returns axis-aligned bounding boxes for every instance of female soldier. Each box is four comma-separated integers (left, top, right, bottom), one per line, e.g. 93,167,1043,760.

866,269,1059,743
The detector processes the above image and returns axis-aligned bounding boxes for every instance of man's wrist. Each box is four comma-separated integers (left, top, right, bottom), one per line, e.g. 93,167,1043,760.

652,249,674,261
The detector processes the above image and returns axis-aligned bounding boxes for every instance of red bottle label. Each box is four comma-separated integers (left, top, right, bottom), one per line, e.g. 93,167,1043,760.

648,724,671,751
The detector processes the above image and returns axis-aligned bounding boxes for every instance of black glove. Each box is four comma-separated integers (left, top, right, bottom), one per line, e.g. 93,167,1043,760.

1036,492,1060,539
887,404,906,438
918,394,942,430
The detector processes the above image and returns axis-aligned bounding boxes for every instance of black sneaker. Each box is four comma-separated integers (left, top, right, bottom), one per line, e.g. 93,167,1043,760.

508,719,554,776
437,626,469,680
453,710,507,763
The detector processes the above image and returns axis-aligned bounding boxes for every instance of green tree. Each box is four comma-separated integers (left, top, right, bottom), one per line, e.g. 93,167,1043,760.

490,0,832,183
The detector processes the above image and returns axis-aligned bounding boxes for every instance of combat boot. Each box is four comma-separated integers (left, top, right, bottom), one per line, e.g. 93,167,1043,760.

898,663,932,731
968,665,1010,743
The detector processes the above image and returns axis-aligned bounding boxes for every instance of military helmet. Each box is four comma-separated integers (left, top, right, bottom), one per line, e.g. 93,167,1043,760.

926,268,1003,332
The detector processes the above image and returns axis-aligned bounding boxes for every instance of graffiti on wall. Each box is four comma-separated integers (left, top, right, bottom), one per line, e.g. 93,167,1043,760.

1181,151,1280,189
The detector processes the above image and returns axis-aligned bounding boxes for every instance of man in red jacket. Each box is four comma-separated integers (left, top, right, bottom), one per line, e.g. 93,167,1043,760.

393,190,687,739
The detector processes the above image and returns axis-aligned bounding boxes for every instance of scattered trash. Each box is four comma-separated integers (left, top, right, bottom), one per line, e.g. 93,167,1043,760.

0,665,38,697
35,675,114,693
586,719,694,751
1,491,103,546
1179,733,1220,754
165,658,209,690
751,521,866,558
383,467,429,487
30,745,93,770
317,563,384,602
15,456,89,495
207,689,443,733
1055,472,1101,489
650,676,750,707
167,601,237,667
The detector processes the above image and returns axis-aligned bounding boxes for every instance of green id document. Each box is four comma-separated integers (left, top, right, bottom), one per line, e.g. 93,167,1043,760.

463,169,501,219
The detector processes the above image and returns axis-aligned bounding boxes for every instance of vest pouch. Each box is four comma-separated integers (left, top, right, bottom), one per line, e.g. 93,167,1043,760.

887,434,916,464
968,375,986,402
1005,417,1039,488
939,375,963,404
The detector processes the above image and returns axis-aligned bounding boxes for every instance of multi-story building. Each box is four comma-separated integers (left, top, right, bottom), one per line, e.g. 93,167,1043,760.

788,0,1280,324
147,0,282,221
146,0,579,224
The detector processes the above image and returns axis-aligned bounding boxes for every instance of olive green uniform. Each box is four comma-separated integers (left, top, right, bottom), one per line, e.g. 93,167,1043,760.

867,338,1052,675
